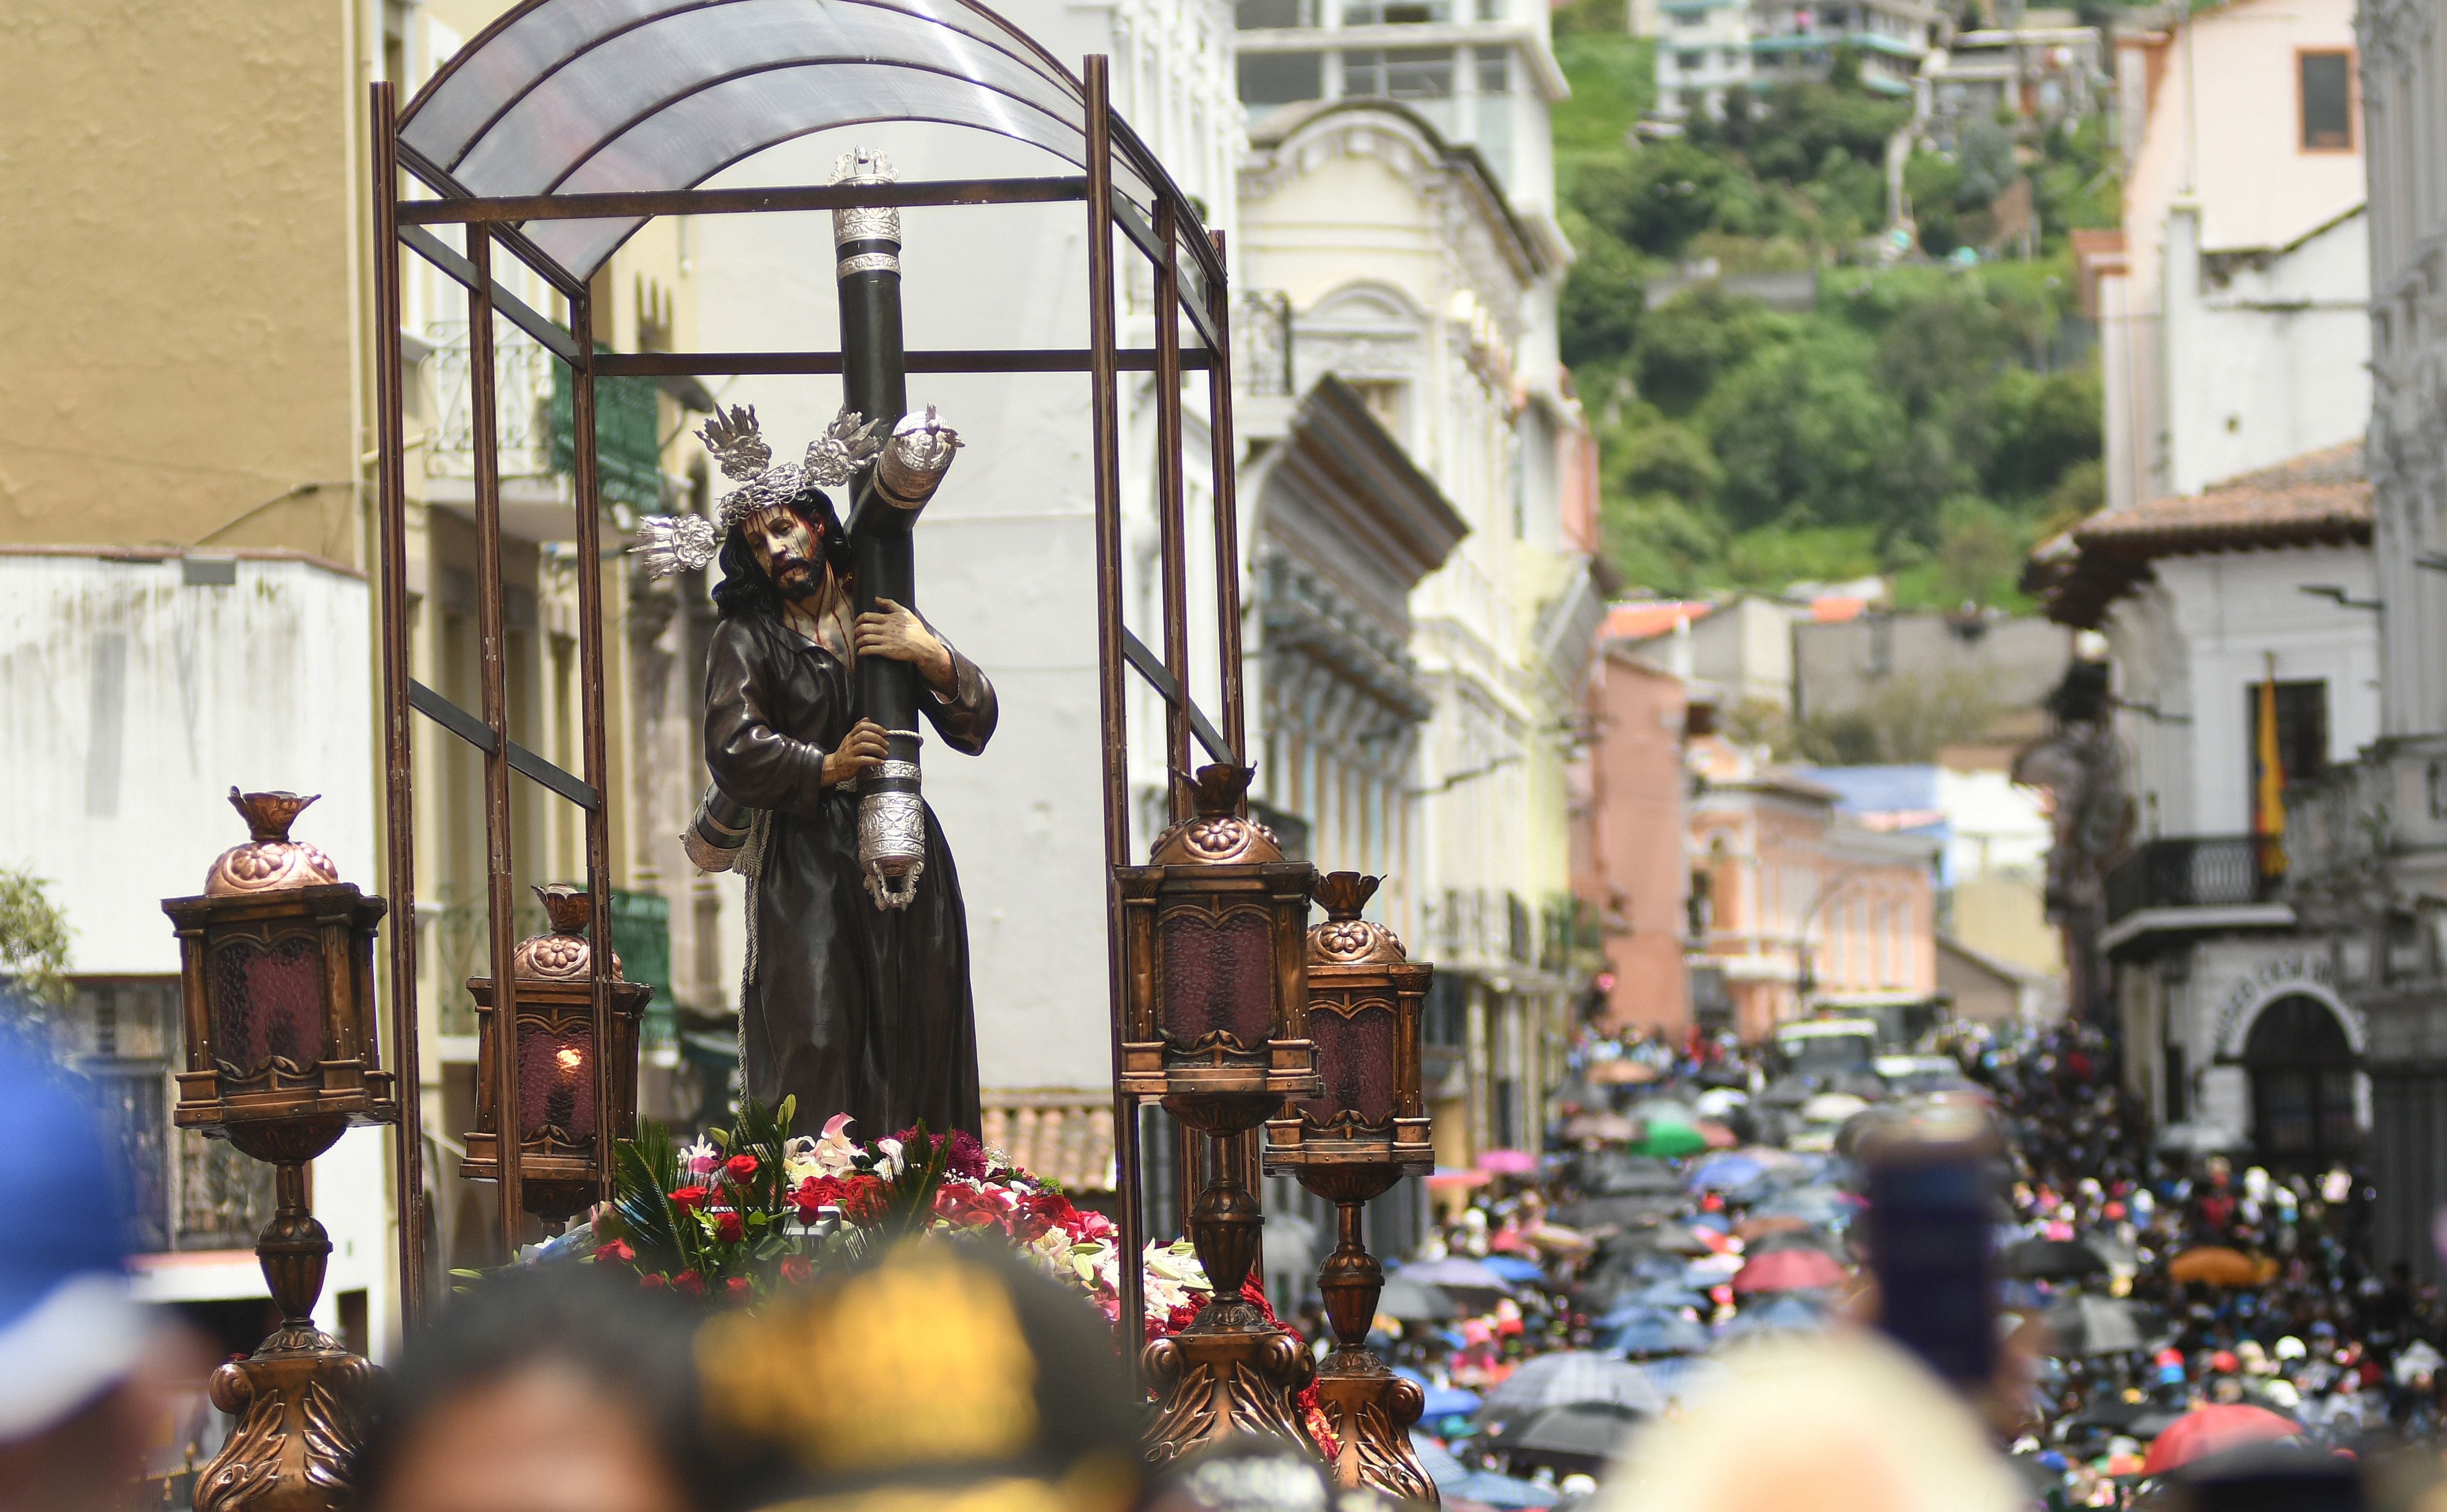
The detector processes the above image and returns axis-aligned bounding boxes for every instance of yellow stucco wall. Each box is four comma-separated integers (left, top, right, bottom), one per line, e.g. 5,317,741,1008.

1,1,363,560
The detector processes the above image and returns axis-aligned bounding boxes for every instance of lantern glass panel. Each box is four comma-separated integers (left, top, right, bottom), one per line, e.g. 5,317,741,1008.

1161,907,1274,1045
1303,999,1397,1126
517,1023,597,1139
208,935,328,1073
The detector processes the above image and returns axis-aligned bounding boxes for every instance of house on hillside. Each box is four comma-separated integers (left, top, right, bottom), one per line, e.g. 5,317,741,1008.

1605,596,1801,713
1920,18,2103,143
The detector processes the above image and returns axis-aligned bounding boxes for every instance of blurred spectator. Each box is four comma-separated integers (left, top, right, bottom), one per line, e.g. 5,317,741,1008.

355,1267,711,1512
0,1028,186,1512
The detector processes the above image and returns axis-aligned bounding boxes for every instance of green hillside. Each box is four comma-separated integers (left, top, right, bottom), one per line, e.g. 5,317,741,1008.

1552,3,2120,609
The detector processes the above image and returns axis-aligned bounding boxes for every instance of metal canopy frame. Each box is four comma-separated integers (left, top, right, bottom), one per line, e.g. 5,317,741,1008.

368,0,1246,1365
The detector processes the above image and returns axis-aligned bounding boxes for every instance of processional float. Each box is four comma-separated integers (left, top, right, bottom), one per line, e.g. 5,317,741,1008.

158,0,1439,1503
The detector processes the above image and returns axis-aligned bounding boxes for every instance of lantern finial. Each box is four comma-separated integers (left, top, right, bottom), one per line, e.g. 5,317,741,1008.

228,787,317,842
1315,872,1378,921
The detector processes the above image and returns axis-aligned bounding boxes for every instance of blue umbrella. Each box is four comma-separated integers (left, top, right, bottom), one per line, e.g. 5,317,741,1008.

1421,1385,1485,1419
1409,1432,1470,1489
1445,1471,1562,1508
1688,1154,1766,1191
1595,1285,1709,1322
1715,1292,1833,1339
1481,1255,1549,1286
1600,1309,1712,1357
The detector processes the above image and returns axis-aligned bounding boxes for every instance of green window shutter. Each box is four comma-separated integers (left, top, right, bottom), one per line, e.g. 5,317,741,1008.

608,889,674,1045
548,357,666,509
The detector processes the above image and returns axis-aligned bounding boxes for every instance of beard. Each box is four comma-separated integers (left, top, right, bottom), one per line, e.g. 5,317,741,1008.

770,557,824,603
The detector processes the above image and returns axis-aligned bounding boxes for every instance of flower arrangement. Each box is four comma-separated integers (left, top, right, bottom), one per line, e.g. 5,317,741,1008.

595,1095,1216,1331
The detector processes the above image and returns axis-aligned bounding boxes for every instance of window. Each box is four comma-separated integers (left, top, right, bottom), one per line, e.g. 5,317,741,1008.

1239,51,1323,104
1475,46,1510,93
1350,379,1405,434
1237,0,1317,22
1343,0,1445,21
1341,47,1453,98
1672,7,1704,23
2247,678,2330,832
1678,49,1705,70
2299,50,2353,150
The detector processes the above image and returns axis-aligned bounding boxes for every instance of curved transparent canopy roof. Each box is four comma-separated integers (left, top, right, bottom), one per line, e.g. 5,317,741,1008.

399,0,1172,283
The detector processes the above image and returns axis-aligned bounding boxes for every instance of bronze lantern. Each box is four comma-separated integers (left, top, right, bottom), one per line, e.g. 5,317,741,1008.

461,884,649,1228
1118,764,1321,1461
1263,872,1437,1504
162,789,396,1512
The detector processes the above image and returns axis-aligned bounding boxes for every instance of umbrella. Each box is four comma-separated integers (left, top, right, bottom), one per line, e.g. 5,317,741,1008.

1554,1195,1679,1230
1731,1247,1846,1293
1445,1470,1562,1508
1638,1224,1715,1257
1735,1214,1811,1241
2169,1247,2275,1287
1402,1257,1519,1294
2045,1294,2145,1357
1716,1292,1834,1338
1562,1110,1638,1143
1477,1148,1539,1176
1696,1119,1741,1149
1800,1092,1871,1123
1683,1253,1745,1286
1643,1354,1733,1403
1378,1273,1460,1321
1584,1059,1660,1086
1596,1284,1710,1318
2070,1396,2152,1432
1480,1255,1549,1286
1481,1351,1666,1417
2139,1404,2298,1475
1694,1088,1748,1116
1409,1432,1470,1488
1599,1309,1713,1357
1745,1228,1845,1261
1638,1123,1711,1158
2000,1236,2109,1281
1421,1384,1485,1419
1756,1077,1818,1108
1429,1167,1494,1193
1493,1402,1645,1469
1688,1154,1766,1191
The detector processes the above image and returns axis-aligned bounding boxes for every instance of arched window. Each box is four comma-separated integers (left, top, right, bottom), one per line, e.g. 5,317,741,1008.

2244,995,2358,1165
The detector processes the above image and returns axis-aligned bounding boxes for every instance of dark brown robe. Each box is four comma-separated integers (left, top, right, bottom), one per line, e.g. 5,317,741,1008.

702,608,996,1139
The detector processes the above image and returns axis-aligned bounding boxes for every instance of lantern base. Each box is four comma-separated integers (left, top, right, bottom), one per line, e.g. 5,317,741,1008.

1140,1312,1319,1465
1314,1349,1435,1505
194,1160,378,1512
195,1330,378,1512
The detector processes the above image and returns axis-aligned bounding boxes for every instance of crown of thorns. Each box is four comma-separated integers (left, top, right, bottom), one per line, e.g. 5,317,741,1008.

628,404,883,579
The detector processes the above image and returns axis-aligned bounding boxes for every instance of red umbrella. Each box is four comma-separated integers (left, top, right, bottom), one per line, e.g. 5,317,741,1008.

1730,1247,1846,1293
2139,1404,2298,1475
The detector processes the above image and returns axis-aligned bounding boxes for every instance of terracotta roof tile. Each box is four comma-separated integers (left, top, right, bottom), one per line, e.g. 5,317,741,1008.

2031,440,2371,628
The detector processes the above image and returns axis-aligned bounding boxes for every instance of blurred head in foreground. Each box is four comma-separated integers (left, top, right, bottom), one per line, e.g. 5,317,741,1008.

1141,1437,1399,1512
697,1238,1142,1512
356,1265,711,1512
0,1030,163,1512
1596,1328,2024,1512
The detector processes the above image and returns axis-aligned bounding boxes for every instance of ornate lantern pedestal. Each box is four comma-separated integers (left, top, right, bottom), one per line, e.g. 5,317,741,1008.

162,791,397,1512
1264,872,1437,1503
1118,765,1321,1461
463,885,650,1230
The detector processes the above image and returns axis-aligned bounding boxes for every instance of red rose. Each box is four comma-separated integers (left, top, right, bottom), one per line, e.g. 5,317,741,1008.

714,1209,746,1244
840,1175,890,1224
1012,1190,1077,1243
725,1276,753,1299
638,1272,669,1291
932,1183,1005,1230
792,1175,844,1221
668,1186,710,1210
673,1270,705,1296
778,1255,814,1285
594,1239,636,1267
724,1153,760,1183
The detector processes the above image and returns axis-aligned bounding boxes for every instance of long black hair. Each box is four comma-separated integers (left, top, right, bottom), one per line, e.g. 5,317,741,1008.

710,486,852,621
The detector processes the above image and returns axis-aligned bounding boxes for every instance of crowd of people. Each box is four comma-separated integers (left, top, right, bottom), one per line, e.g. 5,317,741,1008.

6,1008,2446,1512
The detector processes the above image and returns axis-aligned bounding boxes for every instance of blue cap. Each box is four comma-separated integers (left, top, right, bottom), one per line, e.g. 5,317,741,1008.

0,1031,143,1440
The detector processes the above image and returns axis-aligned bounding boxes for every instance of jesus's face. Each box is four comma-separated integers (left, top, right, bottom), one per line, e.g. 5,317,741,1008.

744,505,824,604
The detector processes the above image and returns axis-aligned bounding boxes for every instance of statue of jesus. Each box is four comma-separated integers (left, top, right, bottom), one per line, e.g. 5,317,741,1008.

634,405,994,1138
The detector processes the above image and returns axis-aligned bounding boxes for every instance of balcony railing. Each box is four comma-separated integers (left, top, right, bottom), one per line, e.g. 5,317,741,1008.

2104,836,2285,924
